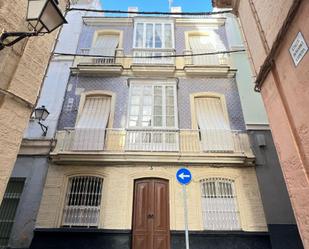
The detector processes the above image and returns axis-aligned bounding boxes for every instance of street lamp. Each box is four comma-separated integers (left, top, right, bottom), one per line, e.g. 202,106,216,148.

34,105,50,136
0,0,67,50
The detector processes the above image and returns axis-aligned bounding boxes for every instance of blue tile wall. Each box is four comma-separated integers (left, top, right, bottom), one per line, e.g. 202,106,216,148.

178,77,245,131
77,19,230,56
175,25,229,54
58,76,245,131
58,76,129,129
77,24,134,54
58,20,245,131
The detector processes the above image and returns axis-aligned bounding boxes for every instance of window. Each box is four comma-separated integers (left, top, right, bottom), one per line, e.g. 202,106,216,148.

133,21,174,64
126,82,178,151
134,22,174,49
194,95,233,151
128,84,177,128
62,176,103,228
0,178,25,248
73,94,111,151
200,178,240,230
189,35,218,65
90,34,119,63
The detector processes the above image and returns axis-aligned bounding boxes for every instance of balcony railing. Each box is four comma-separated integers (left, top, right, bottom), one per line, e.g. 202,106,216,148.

184,49,229,66
133,48,175,65
54,128,252,156
74,48,124,66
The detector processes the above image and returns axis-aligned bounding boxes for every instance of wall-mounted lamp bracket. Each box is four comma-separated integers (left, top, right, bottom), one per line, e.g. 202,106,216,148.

38,120,48,136
0,31,38,51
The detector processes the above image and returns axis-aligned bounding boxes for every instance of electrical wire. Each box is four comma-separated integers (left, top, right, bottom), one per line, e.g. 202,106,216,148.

53,49,245,59
66,8,232,16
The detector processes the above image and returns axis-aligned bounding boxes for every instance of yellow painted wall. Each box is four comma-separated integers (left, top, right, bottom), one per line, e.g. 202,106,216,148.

36,164,267,232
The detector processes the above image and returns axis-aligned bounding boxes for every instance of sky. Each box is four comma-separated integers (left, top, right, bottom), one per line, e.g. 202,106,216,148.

100,0,213,13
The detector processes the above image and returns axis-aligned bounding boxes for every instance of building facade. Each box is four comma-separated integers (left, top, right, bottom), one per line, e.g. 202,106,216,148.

0,1,102,248
212,1,309,248
223,11,303,249
0,0,68,207
28,12,284,249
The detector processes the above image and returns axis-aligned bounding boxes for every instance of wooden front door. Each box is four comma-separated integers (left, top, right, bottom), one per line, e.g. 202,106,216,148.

132,178,170,249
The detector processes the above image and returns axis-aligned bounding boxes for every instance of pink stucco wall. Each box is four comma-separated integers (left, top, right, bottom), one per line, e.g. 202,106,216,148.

236,0,309,247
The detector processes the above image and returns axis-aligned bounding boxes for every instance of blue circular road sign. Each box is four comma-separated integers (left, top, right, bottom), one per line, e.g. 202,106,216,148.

176,168,192,185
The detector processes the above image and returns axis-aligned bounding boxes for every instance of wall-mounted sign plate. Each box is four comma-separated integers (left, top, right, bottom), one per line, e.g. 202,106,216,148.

289,32,308,66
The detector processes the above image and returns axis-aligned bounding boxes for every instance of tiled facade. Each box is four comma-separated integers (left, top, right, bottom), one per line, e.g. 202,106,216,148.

31,15,272,249
58,76,245,130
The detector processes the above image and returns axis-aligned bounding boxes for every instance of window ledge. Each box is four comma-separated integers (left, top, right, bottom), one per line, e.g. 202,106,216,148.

71,64,124,76
184,65,236,77
131,64,176,76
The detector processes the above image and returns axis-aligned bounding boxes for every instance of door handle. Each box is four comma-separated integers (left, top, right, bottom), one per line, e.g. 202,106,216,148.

147,214,154,218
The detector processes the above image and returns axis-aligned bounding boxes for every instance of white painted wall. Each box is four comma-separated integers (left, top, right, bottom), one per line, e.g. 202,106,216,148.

24,0,102,139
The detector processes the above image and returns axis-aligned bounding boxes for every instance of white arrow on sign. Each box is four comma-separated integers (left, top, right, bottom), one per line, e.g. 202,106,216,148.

179,173,191,180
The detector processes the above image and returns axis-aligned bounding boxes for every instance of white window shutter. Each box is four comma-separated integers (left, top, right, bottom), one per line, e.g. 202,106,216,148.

90,35,119,56
195,97,233,151
189,35,218,65
73,96,111,150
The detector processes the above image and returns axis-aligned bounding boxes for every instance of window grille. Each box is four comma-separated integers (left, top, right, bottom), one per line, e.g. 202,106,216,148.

0,178,25,248
62,176,103,227
200,178,240,230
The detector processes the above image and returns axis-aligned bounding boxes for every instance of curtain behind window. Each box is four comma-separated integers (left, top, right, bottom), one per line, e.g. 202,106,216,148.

73,96,111,150
195,97,233,151
90,34,119,56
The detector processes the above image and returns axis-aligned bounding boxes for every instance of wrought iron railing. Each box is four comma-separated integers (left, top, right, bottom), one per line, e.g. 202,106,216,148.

75,48,124,65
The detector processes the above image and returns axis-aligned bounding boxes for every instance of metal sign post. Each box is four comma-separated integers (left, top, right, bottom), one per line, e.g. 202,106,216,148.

182,184,189,249
176,168,192,249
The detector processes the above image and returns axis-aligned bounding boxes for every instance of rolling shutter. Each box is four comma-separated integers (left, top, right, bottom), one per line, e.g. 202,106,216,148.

195,96,233,151
73,96,111,150
189,36,218,65
90,34,119,56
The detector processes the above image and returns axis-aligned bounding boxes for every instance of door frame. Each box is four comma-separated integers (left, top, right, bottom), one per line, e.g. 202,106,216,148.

131,177,171,249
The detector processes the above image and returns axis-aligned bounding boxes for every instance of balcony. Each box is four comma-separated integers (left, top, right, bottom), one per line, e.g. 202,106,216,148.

183,50,235,77
131,48,176,76
71,48,124,75
51,128,254,165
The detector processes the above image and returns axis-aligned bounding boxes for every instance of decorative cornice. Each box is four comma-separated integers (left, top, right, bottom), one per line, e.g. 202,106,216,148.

19,139,54,156
246,124,270,131
83,17,133,25
131,65,176,76
83,16,226,27
50,151,255,166
71,65,124,76
175,18,226,27
184,65,236,77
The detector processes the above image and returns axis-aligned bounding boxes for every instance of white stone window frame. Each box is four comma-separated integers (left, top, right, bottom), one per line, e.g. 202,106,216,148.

127,80,178,129
133,19,175,49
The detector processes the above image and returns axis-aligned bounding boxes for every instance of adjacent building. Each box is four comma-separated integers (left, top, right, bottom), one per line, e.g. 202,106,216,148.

0,1,102,248
212,1,309,248
0,0,68,207
223,11,303,249
26,9,302,249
